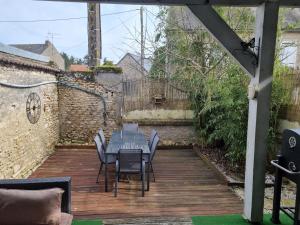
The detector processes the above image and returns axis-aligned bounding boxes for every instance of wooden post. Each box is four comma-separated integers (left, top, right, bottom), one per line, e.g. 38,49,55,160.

243,2,279,223
140,6,145,76
88,3,102,67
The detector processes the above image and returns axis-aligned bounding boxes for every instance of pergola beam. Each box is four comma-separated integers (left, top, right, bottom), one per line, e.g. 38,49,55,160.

187,5,256,77
244,1,279,223
37,0,296,223
39,0,300,6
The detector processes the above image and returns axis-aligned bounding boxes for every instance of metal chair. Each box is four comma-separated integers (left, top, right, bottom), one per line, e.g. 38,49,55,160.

94,135,115,183
115,149,145,197
145,135,160,182
98,128,107,150
148,129,158,150
122,123,139,133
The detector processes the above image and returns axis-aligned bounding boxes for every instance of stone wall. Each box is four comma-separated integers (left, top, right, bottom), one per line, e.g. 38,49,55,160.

139,125,196,146
94,71,122,91
0,62,59,179
58,73,120,144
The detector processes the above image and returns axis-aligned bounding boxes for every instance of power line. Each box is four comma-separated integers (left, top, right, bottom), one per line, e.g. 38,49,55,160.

102,9,139,17
0,9,139,23
59,12,139,51
0,16,87,23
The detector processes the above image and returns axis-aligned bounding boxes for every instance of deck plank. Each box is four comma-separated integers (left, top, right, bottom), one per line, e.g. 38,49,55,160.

30,148,243,219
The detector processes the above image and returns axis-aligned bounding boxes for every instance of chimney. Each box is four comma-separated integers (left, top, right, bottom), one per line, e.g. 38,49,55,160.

45,40,51,46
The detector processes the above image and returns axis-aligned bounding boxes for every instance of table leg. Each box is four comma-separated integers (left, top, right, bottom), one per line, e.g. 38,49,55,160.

105,154,108,192
147,154,150,191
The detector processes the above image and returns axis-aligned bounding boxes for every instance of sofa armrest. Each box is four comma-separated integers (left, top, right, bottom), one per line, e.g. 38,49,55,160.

0,177,71,214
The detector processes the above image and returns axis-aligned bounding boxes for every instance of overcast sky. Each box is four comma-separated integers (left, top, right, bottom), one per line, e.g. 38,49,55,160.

0,0,160,63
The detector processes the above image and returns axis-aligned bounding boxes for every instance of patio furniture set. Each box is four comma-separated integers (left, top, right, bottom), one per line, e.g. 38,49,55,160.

94,123,160,197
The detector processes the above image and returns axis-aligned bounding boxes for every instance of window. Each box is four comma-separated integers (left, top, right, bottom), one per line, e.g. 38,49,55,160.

281,41,298,68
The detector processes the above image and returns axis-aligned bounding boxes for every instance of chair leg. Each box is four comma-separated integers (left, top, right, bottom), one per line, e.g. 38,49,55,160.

115,172,118,197
96,162,103,183
100,162,103,173
142,172,145,197
150,162,156,182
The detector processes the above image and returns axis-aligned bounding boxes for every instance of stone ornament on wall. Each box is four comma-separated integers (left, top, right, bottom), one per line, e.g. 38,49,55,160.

26,92,41,124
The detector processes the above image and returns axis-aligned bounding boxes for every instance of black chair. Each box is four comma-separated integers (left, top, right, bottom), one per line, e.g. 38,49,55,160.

145,135,160,182
0,177,71,214
115,149,145,197
98,128,107,150
94,135,116,183
148,129,158,149
122,123,139,133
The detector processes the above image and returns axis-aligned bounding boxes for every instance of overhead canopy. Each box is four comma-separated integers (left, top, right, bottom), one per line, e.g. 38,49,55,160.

40,0,300,6
38,0,300,224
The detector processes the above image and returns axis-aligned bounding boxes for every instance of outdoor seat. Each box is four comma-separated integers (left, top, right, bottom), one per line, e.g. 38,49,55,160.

115,149,145,197
94,135,116,183
122,123,139,133
98,128,107,150
0,177,72,225
144,135,160,182
148,129,158,149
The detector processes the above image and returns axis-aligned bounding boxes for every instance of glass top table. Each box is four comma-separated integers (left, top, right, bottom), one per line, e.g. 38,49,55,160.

104,130,151,192
106,131,150,155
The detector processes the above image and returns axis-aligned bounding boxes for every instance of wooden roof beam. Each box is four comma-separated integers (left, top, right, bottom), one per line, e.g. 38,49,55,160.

188,5,256,77
38,0,300,7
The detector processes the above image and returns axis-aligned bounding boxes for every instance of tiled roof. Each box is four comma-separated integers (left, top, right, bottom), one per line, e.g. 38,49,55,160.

10,43,47,55
0,51,60,73
69,64,89,72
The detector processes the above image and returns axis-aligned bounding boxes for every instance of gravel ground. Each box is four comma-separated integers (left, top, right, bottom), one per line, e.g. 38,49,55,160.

232,180,296,213
195,146,297,213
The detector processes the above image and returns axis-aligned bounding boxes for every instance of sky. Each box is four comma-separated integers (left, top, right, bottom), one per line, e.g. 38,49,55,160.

0,0,160,63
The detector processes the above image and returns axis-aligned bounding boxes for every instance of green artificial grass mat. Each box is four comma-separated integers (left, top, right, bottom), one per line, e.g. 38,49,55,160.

72,219,102,225
192,214,293,225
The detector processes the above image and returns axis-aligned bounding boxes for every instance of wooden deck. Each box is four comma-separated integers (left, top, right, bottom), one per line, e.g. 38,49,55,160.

30,148,243,219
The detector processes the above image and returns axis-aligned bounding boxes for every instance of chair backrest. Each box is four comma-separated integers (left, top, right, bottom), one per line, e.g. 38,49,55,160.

117,149,143,173
149,129,158,150
98,128,106,150
150,135,160,162
122,123,138,133
94,135,105,162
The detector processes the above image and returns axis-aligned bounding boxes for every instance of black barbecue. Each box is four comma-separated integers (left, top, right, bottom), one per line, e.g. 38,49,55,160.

271,128,300,225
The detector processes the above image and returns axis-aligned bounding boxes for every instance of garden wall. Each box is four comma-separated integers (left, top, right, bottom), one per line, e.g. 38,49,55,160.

0,54,60,179
58,73,120,144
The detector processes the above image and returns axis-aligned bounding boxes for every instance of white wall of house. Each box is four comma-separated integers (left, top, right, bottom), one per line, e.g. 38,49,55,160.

281,31,300,70
117,54,148,81
42,41,65,71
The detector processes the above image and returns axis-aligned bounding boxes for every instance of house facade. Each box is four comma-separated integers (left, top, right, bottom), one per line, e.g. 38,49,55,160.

117,53,152,81
11,40,65,70
281,30,300,70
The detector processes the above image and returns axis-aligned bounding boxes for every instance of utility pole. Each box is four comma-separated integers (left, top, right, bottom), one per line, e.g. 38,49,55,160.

88,3,102,67
140,6,145,76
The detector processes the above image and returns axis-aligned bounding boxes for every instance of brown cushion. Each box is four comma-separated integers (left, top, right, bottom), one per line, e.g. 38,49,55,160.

0,188,64,225
61,213,73,225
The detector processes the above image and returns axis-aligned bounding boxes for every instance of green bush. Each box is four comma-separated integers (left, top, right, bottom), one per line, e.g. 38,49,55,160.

150,6,292,170
192,60,290,169
93,65,122,74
